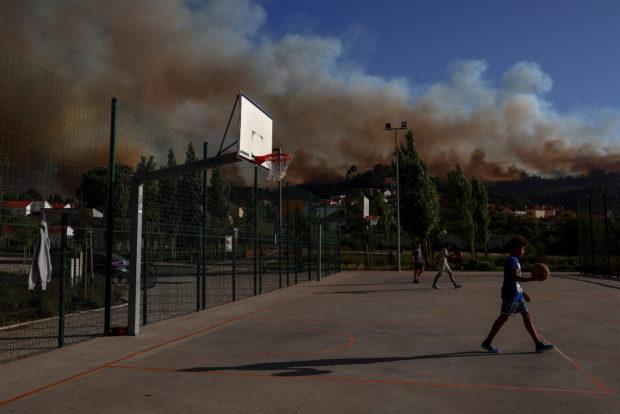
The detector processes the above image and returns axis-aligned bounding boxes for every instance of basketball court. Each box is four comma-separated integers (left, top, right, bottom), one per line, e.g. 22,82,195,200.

1,270,618,413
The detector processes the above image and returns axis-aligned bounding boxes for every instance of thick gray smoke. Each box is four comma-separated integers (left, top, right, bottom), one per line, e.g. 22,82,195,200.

2,0,620,183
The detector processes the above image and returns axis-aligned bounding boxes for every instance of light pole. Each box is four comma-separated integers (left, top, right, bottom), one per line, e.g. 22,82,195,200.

385,121,407,272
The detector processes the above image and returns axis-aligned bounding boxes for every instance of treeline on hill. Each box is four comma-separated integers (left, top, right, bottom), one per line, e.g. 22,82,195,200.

301,166,620,211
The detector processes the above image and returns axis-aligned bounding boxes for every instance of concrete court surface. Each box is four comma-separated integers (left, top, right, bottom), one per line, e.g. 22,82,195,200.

1,270,619,413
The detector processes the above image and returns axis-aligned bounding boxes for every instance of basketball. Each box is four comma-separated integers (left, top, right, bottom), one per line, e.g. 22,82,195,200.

530,263,550,281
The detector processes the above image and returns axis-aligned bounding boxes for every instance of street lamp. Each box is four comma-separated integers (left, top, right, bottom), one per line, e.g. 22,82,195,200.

385,121,407,271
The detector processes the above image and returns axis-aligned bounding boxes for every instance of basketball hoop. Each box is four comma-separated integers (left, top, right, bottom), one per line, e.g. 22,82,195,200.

255,153,294,181
365,215,379,226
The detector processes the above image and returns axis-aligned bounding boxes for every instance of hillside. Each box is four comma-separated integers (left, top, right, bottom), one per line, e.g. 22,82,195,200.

299,167,620,211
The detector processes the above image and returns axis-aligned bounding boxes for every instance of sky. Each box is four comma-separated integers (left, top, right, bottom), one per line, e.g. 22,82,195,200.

2,0,620,184
258,0,620,112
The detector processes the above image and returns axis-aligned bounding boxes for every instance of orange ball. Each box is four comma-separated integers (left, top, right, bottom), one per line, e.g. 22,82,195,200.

530,263,550,281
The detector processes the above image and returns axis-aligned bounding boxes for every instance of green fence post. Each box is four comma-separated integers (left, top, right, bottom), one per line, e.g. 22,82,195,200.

58,213,68,348
323,200,327,276
588,198,595,274
104,97,117,335
604,194,611,277
143,222,149,325
202,142,208,309
278,167,283,289
308,194,312,281
259,237,263,294
196,233,201,312
232,229,237,302
254,166,258,296
286,182,290,287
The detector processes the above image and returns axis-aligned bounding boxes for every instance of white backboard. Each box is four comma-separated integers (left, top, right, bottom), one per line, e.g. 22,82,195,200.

363,196,369,218
238,93,273,170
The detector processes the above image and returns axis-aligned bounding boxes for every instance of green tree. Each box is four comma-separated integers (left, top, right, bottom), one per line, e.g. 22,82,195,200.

446,164,475,254
208,167,231,236
342,189,373,267
136,155,160,225
471,177,490,259
158,149,181,259
76,164,133,226
179,142,202,232
398,131,440,244
9,214,39,263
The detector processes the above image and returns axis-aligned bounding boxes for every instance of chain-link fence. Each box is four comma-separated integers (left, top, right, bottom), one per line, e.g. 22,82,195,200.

577,193,620,278
0,50,340,362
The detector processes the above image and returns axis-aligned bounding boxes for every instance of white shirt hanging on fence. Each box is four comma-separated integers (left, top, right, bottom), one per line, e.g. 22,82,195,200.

28,220,52,290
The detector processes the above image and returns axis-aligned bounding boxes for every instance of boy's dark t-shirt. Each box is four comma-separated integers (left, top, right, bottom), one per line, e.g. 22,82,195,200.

502,255,524,301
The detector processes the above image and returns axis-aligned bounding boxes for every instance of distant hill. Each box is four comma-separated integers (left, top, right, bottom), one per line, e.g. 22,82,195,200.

298,167,620,211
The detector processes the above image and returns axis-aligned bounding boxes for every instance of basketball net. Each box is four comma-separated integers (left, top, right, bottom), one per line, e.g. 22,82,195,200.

366,215,379,226
255,153,294,182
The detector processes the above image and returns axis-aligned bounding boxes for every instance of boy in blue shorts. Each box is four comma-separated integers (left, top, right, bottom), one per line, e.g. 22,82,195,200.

481,236,553,353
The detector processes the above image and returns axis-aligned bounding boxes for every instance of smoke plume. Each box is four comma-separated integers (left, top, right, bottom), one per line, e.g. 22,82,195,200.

2,0,620,185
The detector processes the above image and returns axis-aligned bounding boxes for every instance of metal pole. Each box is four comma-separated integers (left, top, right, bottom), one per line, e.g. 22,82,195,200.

259,237,263,294
395,129,401,272
317,224,322,281
286,182,290,287
295,206,299,284
104,97,117,335
588,198,595,274
323,200,327,276
604,194,611,277
202,142,208,309
128,183,143,335
577,204,583,274
196,233,201,312
278,150,283,289
58,213,68,348
308,195,312,281
232,228,237,302
143,222,148,325
254,166,258,295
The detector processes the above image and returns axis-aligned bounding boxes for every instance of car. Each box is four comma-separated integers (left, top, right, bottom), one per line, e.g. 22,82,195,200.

92,253,156,289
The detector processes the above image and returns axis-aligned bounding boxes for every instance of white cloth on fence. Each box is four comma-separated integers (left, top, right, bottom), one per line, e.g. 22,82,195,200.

28,220,52,290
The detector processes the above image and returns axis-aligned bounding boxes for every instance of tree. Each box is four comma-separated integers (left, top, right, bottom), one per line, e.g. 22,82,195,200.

471,177,490,259
136,155,160,226
446,164,474,254
76,164,133,226
398,131,440,247
159,149,181,259
179,142,203,242
208,167,231,236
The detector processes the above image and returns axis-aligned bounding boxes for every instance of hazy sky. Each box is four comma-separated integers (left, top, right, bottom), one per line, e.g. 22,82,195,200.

2,0,620,183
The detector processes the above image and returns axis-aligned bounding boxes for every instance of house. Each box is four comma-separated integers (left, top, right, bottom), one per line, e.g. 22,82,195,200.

50,202,72,209
526,205,546,218
4,200,52,215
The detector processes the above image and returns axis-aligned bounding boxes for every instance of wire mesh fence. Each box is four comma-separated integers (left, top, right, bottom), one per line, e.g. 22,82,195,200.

0,50,340,362
577,193,620,278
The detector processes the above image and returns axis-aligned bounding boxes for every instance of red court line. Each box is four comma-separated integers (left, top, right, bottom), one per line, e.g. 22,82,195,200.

539,334,611,394
254,328,355,356
108,365,611,395
247,317,441,326
0,298,292,407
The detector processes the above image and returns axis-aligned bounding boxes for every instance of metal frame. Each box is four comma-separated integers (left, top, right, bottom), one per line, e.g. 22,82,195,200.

128,152,238,335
